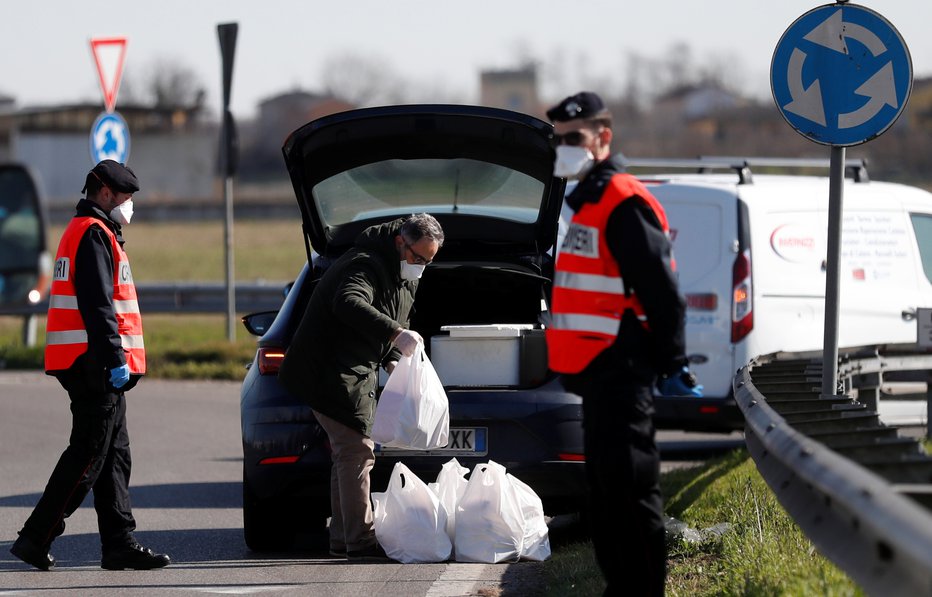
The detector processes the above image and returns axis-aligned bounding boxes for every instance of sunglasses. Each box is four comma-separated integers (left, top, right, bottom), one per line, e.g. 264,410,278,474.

550,128,599,148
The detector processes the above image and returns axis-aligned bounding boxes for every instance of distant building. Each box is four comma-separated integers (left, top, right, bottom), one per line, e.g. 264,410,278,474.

479,67,542,118
238,90,355,180
653,83,744,128
9,102,215,204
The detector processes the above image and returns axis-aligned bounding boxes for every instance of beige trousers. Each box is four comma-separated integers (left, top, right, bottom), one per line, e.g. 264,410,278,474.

312,410,377,552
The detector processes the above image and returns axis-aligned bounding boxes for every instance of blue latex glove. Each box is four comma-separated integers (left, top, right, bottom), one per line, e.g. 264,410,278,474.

109,364,130,389
658,366,704,397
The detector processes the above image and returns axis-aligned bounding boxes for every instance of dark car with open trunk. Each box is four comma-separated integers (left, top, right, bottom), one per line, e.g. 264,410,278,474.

239,104,589,551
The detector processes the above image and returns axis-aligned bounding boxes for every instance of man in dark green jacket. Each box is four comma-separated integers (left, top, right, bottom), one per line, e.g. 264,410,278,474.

278,213,444,560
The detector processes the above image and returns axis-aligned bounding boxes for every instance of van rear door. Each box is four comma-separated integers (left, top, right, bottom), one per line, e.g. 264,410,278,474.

646,182,740,401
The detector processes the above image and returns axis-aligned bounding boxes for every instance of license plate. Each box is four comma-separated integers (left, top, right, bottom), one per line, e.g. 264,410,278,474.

377,427,487,456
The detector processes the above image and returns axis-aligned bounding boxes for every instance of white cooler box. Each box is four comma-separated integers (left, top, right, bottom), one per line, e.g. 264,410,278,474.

430,324,547,387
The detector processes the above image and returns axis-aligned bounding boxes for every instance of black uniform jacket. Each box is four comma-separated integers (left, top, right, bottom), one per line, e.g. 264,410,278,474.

278,219,415,436
565,155,688,377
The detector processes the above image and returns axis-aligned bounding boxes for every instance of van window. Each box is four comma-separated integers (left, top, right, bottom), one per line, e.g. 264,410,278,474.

909,213,932,284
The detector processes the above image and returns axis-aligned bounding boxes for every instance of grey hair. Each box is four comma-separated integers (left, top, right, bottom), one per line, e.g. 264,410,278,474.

399,213,444,248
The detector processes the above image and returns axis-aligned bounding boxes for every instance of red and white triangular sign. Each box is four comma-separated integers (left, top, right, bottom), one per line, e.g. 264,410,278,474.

90,37,127,113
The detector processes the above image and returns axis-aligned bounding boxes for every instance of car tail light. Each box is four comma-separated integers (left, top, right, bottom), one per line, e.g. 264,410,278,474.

557,453,585,462
258,455,300,465
686,293,718,310
731,248,753,342
257,347,286,375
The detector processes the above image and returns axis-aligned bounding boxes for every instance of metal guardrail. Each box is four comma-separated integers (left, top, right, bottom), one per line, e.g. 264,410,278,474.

736,347,932,596
136,282,289,314
0,282,289,317
1,282,290,346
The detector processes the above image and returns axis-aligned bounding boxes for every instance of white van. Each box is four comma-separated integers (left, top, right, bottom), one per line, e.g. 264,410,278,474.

616,157,932,431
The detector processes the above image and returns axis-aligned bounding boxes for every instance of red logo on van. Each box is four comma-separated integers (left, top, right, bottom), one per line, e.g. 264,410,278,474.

770,224,823,263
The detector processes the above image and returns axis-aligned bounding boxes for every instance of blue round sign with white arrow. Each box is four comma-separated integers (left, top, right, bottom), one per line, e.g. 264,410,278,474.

771,3,912,147
89,111,131,164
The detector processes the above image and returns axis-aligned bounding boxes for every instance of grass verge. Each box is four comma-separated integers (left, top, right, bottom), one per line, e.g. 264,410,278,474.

540,450,862,596
45,219,307,283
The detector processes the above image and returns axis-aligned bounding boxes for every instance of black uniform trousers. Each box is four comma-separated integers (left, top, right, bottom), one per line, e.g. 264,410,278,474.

564,352,666,597
20,362,136,551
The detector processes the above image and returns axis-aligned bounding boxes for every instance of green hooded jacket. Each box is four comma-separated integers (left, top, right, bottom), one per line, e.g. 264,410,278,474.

278,219,415,436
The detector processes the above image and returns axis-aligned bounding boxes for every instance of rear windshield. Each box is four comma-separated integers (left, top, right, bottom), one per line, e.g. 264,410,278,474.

311,158,544,227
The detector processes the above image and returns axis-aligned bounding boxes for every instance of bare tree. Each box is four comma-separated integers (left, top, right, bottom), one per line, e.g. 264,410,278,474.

321,54,407,106
665,42,693,90
123,57,206,109
149,58,206,108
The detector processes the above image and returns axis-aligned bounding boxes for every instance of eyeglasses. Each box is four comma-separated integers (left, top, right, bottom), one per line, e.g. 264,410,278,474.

404,241,433,266
550,129,596,148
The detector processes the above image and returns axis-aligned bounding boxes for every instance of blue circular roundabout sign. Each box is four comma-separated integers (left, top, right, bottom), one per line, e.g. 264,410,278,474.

90,111,131,164
771,3,912,147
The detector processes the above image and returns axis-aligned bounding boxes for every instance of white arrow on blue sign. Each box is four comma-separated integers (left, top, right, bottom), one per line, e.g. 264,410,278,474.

771,3,912,146
89,111,131,164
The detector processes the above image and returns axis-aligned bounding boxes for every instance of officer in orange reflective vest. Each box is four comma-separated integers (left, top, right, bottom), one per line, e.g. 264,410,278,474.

10,160,170,572
545,92,701,597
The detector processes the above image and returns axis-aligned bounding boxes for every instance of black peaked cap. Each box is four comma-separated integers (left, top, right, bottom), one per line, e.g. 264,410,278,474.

82,160,140,194
546,91,607,122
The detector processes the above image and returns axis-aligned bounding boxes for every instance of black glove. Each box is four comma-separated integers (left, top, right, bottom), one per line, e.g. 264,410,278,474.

657,366,703,397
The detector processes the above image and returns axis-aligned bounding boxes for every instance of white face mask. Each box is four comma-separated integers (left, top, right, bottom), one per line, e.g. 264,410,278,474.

399,260,426,281
554,145,595,180
110,199,134,225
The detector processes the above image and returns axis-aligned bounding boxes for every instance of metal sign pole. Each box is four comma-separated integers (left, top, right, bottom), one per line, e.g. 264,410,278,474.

772,4,912,397
223,175,235,342
218,23,238,343
821,146,845,396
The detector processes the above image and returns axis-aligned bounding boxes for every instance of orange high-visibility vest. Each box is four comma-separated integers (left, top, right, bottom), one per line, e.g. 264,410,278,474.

45,217,145,374
547,174,672,374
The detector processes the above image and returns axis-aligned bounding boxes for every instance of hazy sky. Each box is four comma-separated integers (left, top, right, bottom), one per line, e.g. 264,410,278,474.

2,0,929,119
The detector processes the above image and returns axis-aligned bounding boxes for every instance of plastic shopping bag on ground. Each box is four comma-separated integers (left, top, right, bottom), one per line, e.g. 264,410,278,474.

372,343,449,450
454,460,526,563
508,473,551,561
372,462,452,563
428,458,471,543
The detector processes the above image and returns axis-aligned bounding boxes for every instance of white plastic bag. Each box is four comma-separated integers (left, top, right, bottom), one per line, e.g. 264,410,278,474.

453,460,551,563
372,462,453,563
428,458,471,543
508,473,551,561
454,460,525,563
372,343,449,450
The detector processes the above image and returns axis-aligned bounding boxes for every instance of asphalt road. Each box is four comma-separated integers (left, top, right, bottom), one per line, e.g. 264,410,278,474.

0,371,744,596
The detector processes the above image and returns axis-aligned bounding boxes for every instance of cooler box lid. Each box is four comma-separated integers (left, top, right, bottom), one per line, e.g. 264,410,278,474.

440,324,536,338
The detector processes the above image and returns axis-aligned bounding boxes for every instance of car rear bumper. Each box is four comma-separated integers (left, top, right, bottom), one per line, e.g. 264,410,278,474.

653,395,744,432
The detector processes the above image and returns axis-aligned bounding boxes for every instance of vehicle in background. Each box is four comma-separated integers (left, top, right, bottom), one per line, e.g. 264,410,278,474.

0,164,50,309
239,105,588,551
624,157,932,431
